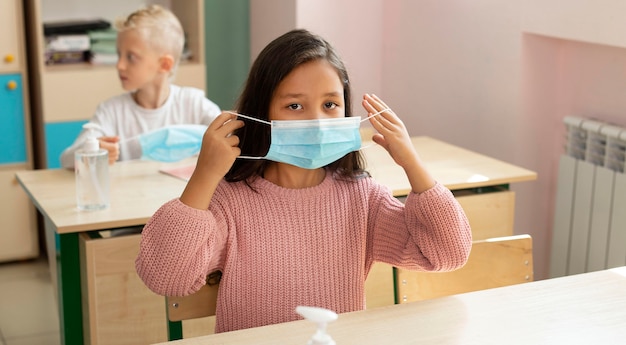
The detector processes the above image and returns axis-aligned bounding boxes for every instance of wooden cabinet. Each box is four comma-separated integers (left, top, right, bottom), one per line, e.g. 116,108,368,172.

0,0,38,263
25,0,206,168
0,0,24,74
80,232,214,344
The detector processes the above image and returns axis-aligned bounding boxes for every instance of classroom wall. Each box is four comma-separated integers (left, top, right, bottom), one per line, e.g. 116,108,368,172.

249,0,626,280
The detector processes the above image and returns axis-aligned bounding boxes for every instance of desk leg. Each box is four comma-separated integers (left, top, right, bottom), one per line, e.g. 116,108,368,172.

45,218,84,345
58,232,84,344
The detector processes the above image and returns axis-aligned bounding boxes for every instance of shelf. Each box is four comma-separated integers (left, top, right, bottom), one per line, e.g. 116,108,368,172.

26,0,207,138
43,59,203,73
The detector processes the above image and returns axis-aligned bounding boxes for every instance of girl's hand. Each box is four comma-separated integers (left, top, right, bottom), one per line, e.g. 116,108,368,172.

362,94,418,169
99,136,120,165
181,112,244,209
362,94,435,193
196,111,244,179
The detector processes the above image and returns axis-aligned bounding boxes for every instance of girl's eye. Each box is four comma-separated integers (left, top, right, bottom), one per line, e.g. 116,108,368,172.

288,104,303,110
324,102,337,110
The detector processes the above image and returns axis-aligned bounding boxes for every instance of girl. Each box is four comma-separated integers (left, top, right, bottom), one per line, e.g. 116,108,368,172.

136,29,471,333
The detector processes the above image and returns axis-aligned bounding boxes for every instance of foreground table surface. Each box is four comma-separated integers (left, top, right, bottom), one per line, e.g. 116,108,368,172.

155,267,626,345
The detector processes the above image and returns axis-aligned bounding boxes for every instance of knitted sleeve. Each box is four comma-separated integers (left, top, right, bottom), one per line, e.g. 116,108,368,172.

369,181,472,272
135,198,228,296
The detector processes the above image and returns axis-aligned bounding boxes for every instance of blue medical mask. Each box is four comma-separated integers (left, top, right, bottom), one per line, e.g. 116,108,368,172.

231,109,387,169
139,124,206,162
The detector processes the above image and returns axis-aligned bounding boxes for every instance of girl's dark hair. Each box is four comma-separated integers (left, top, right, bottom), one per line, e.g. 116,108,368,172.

225,29,368,183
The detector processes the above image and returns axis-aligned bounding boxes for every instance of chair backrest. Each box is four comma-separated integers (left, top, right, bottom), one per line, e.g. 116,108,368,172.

166,271,221,340
396,234,533,303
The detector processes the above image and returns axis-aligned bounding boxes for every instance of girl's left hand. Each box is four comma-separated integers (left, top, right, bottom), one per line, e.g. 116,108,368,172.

362,94,435,193
362,94,418,170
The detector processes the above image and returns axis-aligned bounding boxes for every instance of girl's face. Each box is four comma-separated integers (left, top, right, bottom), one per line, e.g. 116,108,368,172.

269,59,345,121
116,29,164,91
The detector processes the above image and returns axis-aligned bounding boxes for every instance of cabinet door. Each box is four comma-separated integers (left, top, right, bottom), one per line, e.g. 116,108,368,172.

0,74,27,164
0,168,38,262
0,0,22,74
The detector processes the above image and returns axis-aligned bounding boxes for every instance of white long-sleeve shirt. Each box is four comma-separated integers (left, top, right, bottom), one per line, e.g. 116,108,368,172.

60,85,220,168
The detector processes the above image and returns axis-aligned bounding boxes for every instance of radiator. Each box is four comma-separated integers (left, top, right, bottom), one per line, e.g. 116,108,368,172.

550,117,626,278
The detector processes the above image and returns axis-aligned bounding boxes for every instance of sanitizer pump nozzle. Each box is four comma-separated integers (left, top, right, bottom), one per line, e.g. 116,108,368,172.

295,306,338,345
83,123,100,152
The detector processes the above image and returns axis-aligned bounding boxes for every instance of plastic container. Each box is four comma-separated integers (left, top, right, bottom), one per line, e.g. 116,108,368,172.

75,123,109,210
295,306,338,345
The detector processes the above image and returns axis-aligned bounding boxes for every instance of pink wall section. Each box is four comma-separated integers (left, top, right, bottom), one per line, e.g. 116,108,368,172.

251,0,626,280
296,0,384,114
522,34,626,279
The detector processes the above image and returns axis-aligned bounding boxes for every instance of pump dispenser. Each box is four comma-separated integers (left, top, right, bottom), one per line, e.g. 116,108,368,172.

75,123,109,210
295,306,338,345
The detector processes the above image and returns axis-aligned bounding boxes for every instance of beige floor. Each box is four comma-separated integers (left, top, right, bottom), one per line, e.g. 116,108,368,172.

0,256,60,345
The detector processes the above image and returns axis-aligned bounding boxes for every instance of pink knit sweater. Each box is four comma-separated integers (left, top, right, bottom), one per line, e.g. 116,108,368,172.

136,172,471,333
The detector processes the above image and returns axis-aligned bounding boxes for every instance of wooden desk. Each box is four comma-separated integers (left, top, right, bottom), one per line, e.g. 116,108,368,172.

364,136,536,195
15,137,536,345
154,266,626,345
16,159,190,345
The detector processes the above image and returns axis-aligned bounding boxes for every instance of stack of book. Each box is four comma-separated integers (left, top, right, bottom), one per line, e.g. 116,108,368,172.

88,29,118,65
43,19,111,65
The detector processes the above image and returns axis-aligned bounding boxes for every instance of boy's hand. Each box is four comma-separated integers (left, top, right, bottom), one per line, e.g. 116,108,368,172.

99,136,120,165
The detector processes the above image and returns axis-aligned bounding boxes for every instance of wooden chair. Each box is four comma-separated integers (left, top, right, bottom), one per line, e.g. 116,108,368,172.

396,234,533,303
166,271,221,340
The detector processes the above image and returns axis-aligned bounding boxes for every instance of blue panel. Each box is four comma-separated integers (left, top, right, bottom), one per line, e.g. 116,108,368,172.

0,74,27,164
45,121,88,168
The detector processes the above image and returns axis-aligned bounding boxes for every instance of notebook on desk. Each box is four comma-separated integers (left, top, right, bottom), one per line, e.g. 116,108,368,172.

159,164,196,182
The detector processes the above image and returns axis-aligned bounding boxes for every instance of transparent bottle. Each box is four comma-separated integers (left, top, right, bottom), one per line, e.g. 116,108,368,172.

75,123,109,210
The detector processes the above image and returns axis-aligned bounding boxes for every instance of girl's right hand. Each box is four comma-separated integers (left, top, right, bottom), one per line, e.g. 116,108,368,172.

196,112,244,179
180,112,244,210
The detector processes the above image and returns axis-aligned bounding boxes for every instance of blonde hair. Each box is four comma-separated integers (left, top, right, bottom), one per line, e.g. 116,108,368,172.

116,4,185,75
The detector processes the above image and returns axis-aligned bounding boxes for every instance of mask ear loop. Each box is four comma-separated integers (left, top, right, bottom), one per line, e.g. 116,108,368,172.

360,108,391,123
359,108,391,150
227,111,272,125
226,111,271,160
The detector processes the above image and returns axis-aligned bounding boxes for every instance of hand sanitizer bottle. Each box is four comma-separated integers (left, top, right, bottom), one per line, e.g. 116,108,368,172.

295,306,338,345
75,123,109,210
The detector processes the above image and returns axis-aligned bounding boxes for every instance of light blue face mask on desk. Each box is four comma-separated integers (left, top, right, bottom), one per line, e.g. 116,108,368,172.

232,109,388,169
139,124,207,162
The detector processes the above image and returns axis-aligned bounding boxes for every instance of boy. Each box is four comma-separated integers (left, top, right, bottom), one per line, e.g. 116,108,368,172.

60,5,220,168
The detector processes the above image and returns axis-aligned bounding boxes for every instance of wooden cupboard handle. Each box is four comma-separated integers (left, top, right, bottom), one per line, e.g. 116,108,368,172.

4,54,14,63
7,80,17,90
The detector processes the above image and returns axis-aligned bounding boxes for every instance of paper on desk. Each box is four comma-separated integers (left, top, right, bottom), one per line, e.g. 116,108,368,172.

159,164,196,181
